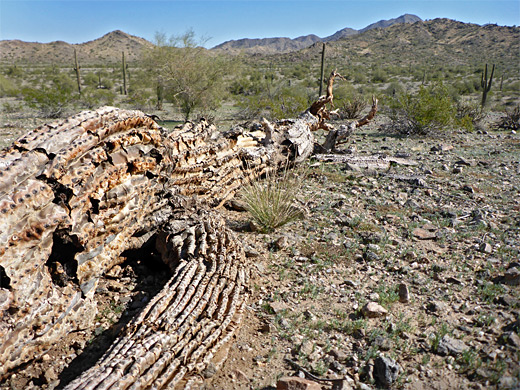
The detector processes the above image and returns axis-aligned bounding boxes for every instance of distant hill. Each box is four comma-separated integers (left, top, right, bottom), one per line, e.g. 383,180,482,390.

0,30,153,65
283,18,519,76
212,14,422,54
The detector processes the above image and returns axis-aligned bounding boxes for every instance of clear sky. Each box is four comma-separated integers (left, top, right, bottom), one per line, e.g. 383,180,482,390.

1,0,519,48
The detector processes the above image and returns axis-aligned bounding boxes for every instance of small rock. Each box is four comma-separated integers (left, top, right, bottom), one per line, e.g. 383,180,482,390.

299,340,315,356
502,267,520,286
501,331,520,349
259,322,275,334
436,335,469,356
426,300,449,314
244,245,260,258
202,362,217,378
225,199,248,211
374,355,401,388
452,166,463,174
269,301,288,314
412,227,436,240
272,236,289,251
373,335,392,351
277,376,321,390
498,376,519,390
364,251,380,262
461,184,474,193
398,283,410,303
431,144,453,152
232,368,249,382
479,242,493,254
362,302,388,318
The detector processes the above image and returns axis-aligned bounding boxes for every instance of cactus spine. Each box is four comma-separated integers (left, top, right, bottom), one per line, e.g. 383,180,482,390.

480,63,495,108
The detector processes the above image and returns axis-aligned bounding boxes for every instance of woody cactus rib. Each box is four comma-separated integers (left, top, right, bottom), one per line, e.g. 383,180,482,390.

64,216,248,390
1,71,375,387
0,105,314,385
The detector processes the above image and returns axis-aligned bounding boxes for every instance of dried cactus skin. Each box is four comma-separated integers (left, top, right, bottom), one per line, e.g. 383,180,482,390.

0,106,316,387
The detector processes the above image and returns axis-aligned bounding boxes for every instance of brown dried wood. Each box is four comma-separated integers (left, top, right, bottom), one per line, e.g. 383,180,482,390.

0,105,314,387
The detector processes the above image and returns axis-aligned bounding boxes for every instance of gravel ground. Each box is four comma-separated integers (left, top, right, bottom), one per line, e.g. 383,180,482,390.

0,110,518,390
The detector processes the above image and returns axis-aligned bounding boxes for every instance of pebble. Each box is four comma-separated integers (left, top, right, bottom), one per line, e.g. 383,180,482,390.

374,355,401,388
398,283,410,303
362,302,388,318
436,335,469,356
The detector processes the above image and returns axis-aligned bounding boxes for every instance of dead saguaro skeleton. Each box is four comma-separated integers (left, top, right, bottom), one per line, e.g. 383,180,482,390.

0,75,376,388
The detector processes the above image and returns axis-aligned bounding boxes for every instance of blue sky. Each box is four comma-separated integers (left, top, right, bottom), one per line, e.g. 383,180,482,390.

1,0,519,47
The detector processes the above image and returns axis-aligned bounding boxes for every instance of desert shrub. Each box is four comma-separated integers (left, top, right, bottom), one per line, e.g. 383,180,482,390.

79,87,116,109
384,81,405,97
494,106,520,130
237,82,311,120
5,65,23,78
270,87,310,119
338,95,367,119
83,72,99,87
387,83,458,135
240,165,305,233
456,101,485,129
0,75,19,97
371,68,388,83
22,73,76,118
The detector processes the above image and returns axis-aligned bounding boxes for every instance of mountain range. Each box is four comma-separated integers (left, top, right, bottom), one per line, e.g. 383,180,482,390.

0,14,517,67
212,14,422,54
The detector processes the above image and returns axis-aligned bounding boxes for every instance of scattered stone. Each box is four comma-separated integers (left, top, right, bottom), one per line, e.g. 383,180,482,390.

225,199,248,211
272,236,289,251
362,302,388,318
452,166,463,174
232,368,249,382
502,267,520,286
269,301,289,314
259,322,275,334
461,184,475,193
299,340,315,356
244,245,260,258
276,376,321,390
479,242,493,254
373,335,392,351
374,355,401,388
412,227,437,240
426,300,449,314
431,144,453,152
498,376,519,390
364,251,381,262
501,331,520,349
398,283,410,303
201,362,218,378
436,335,469,356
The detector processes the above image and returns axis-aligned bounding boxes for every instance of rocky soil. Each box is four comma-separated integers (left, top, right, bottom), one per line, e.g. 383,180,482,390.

0,111,519,389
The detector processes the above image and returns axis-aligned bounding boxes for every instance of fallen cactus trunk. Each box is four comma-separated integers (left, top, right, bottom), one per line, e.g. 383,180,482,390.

0,106,313,387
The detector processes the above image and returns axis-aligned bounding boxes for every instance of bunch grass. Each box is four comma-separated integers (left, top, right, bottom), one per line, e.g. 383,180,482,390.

240,164,305,233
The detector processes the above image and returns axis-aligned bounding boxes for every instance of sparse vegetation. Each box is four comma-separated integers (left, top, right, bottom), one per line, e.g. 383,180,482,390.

240,165,305,233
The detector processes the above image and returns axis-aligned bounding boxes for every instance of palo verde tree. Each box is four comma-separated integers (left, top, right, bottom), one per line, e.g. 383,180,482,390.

143,30,229,121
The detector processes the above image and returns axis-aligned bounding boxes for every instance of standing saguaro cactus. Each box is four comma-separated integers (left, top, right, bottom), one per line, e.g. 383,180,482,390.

73,49,81,95
318,43,326,97
481,63,495,108
122,51,128,95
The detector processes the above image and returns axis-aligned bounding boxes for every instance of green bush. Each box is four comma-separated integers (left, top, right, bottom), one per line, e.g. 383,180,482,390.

387,83,458,135
0,75,19,97
79,87,116,109
22,73,76,117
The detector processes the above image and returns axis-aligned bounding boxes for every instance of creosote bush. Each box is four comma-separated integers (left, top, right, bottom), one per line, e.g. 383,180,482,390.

387,83,462,135
240,165,306,233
